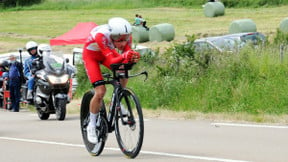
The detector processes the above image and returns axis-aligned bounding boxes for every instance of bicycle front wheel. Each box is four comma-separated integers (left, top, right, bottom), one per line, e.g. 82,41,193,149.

115,88,144,158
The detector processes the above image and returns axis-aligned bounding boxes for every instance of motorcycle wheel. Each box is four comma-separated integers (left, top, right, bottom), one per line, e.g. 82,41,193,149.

56,99,67,121
37,109,50,120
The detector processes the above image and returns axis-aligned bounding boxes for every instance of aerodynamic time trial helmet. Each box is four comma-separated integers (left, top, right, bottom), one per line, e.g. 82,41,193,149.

108,17,132,42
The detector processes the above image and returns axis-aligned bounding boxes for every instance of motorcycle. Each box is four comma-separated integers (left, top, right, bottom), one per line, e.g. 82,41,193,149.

30,53,72,120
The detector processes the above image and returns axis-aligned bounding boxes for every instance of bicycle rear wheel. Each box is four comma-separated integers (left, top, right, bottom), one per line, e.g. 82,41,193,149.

115,88,144,158
80,90,107,156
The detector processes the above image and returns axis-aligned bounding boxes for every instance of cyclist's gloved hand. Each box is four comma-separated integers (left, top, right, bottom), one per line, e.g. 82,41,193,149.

122,50,140,63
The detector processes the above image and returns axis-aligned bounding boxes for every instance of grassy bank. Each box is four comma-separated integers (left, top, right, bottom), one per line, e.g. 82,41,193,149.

130,43,288,115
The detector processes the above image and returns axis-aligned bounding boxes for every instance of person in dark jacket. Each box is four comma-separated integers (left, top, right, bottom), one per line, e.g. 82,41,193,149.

7,55,24,112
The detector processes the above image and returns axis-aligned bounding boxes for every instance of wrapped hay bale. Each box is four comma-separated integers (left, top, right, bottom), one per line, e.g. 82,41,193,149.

149,23,175,42
229,19,257,34
132,26,149,43
204,2,225,18
279,17,288,34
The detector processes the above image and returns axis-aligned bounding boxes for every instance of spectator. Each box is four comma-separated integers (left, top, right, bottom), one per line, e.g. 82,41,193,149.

139,15,149,30
7,55,24,112
133,14,141,26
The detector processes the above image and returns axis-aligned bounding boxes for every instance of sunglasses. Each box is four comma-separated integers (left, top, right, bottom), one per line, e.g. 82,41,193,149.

111,34,130,42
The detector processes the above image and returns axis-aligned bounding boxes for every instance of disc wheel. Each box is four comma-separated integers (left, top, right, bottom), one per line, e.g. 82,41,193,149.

80,90,107,156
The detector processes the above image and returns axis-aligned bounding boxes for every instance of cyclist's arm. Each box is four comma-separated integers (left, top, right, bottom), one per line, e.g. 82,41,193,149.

95,33,125,65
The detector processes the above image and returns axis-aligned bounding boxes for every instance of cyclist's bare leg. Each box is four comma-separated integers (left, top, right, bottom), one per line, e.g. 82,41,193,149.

89,85,106,127
90,85,106,113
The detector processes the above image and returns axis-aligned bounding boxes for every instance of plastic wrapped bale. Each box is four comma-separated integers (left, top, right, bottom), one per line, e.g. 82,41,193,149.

204,2,225,18
229,19,257,34
149,23,175,42
279,17,288,34
134,45,153,56
132,26,149,43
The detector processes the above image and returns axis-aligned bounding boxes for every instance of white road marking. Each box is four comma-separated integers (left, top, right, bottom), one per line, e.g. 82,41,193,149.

0,136,250,162
27,113,151,121
211,122,288,129
139,150,250,162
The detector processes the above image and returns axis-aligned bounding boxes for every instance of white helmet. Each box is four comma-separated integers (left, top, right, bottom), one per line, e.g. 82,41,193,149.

26,41,38,53
37,44,52,57
108,17,132,41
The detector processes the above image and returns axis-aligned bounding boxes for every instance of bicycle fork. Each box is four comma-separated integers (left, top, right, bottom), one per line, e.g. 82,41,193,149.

116,90,136,127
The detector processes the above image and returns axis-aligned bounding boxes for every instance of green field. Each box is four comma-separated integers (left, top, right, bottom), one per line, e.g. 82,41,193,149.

1,6,288,52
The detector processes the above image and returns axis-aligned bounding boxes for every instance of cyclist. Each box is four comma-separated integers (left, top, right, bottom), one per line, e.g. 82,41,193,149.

82,17,140,144
24,41,39,104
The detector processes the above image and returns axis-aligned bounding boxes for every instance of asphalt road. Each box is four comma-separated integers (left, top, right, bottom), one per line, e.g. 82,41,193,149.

0,108,288,162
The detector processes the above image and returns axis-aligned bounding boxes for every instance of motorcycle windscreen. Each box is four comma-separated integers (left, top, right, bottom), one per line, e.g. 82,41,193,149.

42,52,66,75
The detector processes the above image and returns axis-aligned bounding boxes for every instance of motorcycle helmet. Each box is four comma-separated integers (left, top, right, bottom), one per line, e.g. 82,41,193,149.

26,41,38,55
0,60,9,70
37,44,52,57
108,17,132,42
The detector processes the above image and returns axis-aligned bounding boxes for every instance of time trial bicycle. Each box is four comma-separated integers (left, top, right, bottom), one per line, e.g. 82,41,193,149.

80,63,147,158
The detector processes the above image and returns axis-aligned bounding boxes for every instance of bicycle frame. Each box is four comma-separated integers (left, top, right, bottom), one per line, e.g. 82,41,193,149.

102,78,123,133
101,63,147,133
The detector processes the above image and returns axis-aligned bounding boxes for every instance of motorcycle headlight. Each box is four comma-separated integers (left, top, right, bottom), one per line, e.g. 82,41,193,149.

47,74,69,84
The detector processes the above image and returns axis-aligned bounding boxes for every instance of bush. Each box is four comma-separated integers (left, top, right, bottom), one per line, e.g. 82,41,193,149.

74,63,91,98
156,35,212,80
221,0,288,8
1,0,42,8
274,29,288,45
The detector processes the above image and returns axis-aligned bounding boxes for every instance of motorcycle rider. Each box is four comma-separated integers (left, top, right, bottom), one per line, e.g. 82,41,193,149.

36,44,52,58
32,44,50,72
24,41,39,103
82,17,140,144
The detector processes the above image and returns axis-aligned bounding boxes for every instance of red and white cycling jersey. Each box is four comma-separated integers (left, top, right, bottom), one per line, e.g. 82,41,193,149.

82,24,132,84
